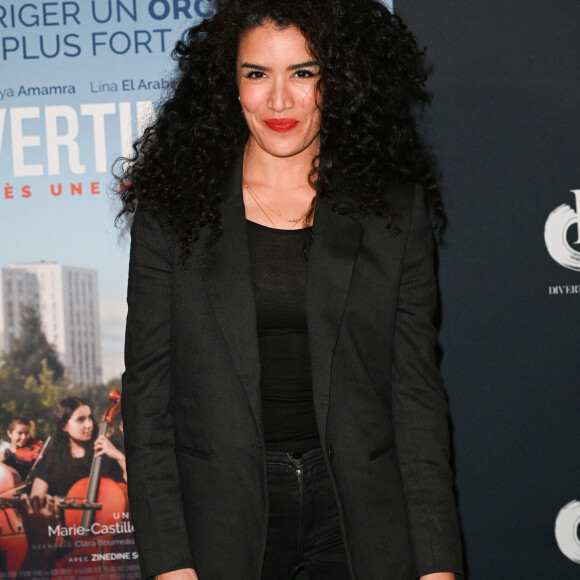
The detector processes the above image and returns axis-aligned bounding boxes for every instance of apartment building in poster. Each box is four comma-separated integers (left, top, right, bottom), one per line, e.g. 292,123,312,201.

1,262,102,385
0,268,41,354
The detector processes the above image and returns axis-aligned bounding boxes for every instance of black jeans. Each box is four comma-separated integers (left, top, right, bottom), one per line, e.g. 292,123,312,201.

262,448,351,580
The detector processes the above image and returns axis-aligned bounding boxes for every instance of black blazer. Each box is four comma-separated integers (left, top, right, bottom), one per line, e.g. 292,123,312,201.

122,155,463,580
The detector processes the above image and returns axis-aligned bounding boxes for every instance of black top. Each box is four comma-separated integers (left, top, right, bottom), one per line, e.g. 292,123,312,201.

31,444,124,497
246,220,319,452
3,448,34,481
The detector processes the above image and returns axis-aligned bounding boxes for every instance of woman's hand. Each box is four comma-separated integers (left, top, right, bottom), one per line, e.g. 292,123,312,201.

420,574,456,580
94,435,122,460
94,435,127,481
155,569,199,579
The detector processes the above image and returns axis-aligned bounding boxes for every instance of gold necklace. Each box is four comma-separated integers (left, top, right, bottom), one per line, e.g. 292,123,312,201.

243,181,309,227
243,183,277,228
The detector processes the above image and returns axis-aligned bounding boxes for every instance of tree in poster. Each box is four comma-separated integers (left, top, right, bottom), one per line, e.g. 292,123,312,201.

1,306,122,440
0,307,68,437
2,306,64,382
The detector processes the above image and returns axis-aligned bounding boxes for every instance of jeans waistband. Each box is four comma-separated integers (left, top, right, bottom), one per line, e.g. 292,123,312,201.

266,447,324,468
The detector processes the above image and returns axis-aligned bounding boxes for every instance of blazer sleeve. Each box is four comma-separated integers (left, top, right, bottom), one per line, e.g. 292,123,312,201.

391,188,464,578
122,207,195,578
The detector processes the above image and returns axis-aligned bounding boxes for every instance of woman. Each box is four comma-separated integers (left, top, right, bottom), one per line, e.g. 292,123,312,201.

29,396,125,499
118,1,463,579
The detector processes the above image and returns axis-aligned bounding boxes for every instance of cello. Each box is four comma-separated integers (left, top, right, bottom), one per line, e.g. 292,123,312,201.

0,464,27,578
0,436,51,578
64,389,128,535
51,391,134,578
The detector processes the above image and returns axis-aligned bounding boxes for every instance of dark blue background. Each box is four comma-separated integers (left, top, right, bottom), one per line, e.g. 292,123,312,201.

395,1,580,577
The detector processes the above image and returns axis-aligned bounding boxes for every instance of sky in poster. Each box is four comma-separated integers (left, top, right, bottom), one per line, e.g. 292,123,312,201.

0,0,392,381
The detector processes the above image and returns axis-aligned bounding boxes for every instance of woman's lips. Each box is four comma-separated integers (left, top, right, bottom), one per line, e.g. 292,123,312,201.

263,118,299,132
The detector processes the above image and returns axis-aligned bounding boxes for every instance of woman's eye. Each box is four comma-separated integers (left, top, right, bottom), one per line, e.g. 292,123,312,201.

294,69,317,79
245,70,266,79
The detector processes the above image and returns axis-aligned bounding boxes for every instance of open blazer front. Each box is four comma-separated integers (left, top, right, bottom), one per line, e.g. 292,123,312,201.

122,155,463,580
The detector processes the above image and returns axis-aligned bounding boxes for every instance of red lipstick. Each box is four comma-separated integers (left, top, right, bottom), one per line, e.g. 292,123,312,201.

264,118,299,132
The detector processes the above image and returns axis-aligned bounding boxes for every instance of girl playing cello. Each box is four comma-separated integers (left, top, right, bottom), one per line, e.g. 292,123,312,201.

19,396,128,578
29,396,125,498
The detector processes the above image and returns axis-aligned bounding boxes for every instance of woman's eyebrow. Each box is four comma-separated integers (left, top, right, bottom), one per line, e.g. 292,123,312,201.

240,61,319,71
288,61,319,70
240,63,269,71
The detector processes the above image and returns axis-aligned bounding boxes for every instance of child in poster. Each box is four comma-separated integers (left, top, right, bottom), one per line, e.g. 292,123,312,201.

1,416,43,482
7,397,138,579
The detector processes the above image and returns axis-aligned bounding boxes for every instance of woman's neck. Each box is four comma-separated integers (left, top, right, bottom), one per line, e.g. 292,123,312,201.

243,138,317,192
242,138,319,228
69,439,87,458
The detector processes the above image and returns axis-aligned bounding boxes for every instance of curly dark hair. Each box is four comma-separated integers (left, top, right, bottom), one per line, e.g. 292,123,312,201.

115,0,439,257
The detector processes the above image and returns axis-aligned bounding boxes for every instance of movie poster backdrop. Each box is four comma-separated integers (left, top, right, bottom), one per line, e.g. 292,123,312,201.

0,1,211,577
395,0,580,578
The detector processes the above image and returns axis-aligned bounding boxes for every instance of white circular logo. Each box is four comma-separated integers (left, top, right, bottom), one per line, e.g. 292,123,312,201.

555,499,580,563
545,190,580,272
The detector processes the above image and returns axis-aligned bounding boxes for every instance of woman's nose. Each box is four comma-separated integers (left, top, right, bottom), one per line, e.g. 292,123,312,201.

267,78,293,113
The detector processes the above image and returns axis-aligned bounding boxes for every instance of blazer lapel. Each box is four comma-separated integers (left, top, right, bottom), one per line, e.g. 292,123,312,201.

194,155,264,439
307,197,363,445
193,155,363,446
